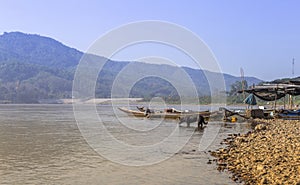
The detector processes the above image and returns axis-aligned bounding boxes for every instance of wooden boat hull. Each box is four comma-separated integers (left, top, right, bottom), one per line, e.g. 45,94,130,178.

148,113,181,119
118,107,147,117
118,107,211,119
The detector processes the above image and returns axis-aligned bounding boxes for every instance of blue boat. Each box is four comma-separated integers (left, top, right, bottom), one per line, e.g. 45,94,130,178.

277,109,300,120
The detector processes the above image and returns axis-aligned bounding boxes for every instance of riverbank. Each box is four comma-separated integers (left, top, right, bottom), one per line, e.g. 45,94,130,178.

37,98,144,104
210,119,300,185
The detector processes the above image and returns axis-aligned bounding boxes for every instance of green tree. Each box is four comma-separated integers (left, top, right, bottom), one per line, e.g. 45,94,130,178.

228,80,248,103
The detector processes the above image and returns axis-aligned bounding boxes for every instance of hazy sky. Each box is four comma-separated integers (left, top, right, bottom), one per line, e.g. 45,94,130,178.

0,0,299,80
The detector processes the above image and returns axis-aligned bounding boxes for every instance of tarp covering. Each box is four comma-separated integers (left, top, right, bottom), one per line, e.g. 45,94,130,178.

244,93,257,105
242,89,286,101
253,91,286,101
239,83,300,101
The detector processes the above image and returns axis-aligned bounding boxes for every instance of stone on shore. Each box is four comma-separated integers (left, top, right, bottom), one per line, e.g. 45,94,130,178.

210,119,300,185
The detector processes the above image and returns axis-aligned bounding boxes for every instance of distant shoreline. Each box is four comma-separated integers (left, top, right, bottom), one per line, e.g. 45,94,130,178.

43,98,144,104
0,99,289,108
0,98,144,104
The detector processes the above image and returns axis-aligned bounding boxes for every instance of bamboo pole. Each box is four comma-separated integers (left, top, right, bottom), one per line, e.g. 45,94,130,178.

283,94,286,109
274,84,278,110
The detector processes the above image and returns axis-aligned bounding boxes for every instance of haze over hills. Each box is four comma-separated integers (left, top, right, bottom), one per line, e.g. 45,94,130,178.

0,32,262,103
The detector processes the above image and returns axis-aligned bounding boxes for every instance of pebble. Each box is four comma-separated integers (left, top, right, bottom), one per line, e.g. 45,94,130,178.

210,119,300,184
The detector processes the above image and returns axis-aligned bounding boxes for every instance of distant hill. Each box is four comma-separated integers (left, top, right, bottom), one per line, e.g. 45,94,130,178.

0,32,81,68
0,32,262,103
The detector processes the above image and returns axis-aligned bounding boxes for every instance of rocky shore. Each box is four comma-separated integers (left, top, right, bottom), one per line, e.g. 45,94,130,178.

210,119,300,185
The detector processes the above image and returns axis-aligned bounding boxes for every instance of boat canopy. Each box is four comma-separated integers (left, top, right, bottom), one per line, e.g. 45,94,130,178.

239,81,300,101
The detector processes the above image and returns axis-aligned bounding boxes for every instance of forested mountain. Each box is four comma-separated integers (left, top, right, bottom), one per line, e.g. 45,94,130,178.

0,32,262,103
0,32,81,68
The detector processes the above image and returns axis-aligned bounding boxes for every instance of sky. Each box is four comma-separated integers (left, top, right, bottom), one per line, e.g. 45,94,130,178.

0,0,299,81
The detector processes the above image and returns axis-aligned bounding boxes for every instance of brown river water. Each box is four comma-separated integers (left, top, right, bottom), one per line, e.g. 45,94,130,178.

0,104,250,185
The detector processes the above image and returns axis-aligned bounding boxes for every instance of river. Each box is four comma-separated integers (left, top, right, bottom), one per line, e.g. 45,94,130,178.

0,104,250,185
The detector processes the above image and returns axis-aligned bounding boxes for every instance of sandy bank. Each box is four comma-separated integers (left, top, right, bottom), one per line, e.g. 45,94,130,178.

210,119,300,185
55,98,143,104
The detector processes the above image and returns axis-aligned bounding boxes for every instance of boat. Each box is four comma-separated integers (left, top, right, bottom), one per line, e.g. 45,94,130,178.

118,107,211,119
118,107,182,119
136,106,182,113
276,109,300,120
118,107,148,117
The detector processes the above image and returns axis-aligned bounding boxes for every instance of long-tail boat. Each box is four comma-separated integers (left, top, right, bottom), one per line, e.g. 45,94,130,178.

118,107,211,119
